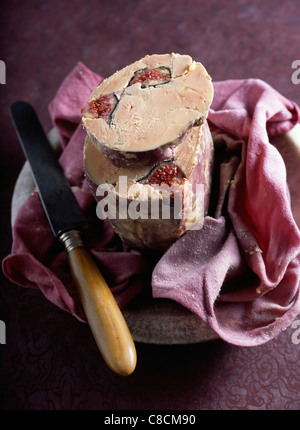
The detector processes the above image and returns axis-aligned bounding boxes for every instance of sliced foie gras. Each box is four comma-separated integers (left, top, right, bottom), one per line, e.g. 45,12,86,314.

84,121,214,250
82,53,214,167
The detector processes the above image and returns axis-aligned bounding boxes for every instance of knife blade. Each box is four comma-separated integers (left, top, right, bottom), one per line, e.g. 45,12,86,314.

10,101,137,376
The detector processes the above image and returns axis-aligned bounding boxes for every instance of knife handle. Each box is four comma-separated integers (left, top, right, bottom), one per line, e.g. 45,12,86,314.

60,231,137,376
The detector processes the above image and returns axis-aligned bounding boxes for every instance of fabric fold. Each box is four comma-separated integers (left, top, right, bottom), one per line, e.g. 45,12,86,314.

152,79,300,346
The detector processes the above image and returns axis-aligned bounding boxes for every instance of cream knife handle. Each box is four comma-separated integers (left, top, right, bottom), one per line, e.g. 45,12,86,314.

60,230,137,376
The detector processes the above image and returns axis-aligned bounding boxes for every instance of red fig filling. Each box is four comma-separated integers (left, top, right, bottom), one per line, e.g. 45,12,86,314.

82,93,118,121
146,162,184,187
129,67,171,88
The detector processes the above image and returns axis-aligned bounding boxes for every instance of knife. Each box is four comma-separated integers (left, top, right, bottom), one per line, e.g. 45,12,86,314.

10,101,137,376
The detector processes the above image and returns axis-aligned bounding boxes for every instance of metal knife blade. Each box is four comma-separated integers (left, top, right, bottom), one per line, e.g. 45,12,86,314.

9,101,137,376
10,101,88,237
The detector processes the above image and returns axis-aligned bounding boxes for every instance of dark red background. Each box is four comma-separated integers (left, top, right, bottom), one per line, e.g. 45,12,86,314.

1,0,300,410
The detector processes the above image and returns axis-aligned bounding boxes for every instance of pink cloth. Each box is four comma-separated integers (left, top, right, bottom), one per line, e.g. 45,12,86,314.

3,63,300,346
3,63,149,321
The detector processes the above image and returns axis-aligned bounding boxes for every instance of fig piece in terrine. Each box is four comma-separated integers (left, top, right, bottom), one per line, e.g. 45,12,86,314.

82,53,214,168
